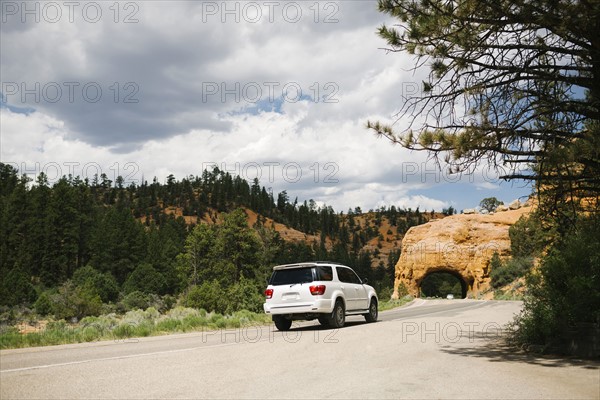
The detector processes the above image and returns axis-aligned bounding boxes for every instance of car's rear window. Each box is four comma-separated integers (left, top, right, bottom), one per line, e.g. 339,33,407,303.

315,266,333,281
270,266,333,285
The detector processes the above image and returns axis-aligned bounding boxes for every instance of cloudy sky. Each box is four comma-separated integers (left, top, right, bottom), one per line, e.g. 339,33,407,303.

1,0,532,212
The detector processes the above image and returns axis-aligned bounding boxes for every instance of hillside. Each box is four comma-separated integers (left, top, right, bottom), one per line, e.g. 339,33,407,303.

0,163,444,312
133,167,444,272
161,204,442,268
156,203,440,274
160,206,325,245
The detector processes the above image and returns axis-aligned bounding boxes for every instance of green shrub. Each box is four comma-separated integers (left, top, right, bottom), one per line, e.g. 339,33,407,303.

112,323,136,339
181,315,208,330
123,263,167,295
493,289,523,301
208,314,227,329
80,324,102,342
378,287,394,301
80,314,119,333
510,217,600,350
230,309,269,325
122,308,157,326
509,212,553,258
50,281,103,320
33,291,54,316
156,318,182,332
165,306,202,320
0,328,22,349
160,295,177,312
72,265,119,302
182,281,226,314
46,320,68,330
0,307,16,326
490,256,533,289
119,291,151,312
224,278,263,314
133,322,153,337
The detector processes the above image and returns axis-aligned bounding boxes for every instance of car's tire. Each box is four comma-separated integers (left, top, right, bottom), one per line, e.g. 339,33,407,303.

364,297,378,323
273,316,292,331
328,299,345,328
317,316,329,326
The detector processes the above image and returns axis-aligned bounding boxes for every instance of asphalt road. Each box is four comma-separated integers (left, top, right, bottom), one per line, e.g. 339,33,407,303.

1,299,598,399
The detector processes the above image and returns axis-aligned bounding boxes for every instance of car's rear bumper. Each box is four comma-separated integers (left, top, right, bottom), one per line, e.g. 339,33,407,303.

264,298,333,315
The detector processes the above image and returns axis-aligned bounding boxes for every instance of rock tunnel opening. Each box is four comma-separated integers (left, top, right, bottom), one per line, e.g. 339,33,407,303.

419,270,468,299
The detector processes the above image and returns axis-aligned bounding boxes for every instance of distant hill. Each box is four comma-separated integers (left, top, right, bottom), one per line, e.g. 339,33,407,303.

0,163,445,309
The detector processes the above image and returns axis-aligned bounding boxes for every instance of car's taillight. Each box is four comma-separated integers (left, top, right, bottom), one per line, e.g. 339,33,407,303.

309,285,326,295
265,288,273,299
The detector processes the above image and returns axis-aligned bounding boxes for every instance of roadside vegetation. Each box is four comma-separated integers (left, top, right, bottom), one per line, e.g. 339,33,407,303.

489,209,600,353
508,217,600,352
0,296,412,349
379,296,413,312
0,307,271,349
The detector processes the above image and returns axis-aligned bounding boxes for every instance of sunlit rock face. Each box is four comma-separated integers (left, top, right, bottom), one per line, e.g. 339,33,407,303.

393,204,532,298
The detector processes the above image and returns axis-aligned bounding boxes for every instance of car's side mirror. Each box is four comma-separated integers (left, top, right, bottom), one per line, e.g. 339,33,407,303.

362,278,368,284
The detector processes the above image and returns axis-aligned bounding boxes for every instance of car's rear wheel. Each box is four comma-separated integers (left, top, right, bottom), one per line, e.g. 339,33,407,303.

328,299,345,328
364,298,378,323
273,316,292,331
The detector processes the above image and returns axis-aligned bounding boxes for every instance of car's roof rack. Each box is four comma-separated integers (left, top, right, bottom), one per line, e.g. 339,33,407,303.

272,261,344,270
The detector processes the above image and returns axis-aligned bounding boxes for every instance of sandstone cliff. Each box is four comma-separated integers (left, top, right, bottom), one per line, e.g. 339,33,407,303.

393,204,533,298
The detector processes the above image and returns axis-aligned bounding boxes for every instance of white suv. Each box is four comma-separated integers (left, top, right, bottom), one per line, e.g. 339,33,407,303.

263,262,378,331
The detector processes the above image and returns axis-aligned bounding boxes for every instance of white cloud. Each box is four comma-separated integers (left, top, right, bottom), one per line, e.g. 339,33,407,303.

0,1,531,212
